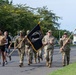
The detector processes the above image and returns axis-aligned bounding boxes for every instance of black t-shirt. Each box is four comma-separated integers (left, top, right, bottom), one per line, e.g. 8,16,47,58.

5,36,11,48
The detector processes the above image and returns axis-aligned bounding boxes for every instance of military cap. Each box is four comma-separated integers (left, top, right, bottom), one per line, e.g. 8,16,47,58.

20,30,23,33
26,30,30,34
47,30,52,33
64,32,68,35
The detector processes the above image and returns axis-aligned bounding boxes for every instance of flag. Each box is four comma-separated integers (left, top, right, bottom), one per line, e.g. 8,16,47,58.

27,23,43,52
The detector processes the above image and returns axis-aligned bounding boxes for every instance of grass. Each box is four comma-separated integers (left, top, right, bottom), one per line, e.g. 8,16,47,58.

49,62,76,75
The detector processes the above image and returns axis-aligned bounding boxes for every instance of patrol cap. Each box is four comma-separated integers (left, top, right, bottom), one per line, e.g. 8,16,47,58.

47,30,52,33
26,30,30,34
20,30,23,33
64,32,68,35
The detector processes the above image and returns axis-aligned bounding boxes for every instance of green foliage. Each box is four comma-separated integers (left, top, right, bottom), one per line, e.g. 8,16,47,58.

0,1,61,37
0,0,12,5
37,6,60,33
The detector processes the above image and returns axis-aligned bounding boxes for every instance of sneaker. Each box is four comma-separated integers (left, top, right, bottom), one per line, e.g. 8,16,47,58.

5,61,8,65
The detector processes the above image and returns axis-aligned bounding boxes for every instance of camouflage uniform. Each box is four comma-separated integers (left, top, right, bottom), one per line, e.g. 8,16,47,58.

33,50,37,63
42,30,54,68
33,49,43,64
37,49,43,63
59,32,71,66
25,30,33,65
14,31,25,67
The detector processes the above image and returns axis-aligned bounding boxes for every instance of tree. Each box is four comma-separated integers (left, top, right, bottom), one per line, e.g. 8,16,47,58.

0,0,12,5
0,3,60,37
35,6,60,33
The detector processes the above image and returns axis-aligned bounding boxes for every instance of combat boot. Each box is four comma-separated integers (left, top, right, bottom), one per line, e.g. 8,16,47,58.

67,57,69,65
28,60,30,65
34,58,37,64
48,63,51,68
19,63,23,67
30,57,33,64
62,59,66,67
30,59,32,64
41,57,43,61
67,61,69,65
46,61,49,67
38,59,40,63
38,57,40,63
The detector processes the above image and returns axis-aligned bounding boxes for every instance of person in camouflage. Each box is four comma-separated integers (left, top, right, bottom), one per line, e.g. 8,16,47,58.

59,32,71,66
25,30,33,65
37,48,43,63
42,30,55,68
14,31,25,67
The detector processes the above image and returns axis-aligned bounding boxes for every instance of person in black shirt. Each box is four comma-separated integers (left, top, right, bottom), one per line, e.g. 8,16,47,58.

4,31,12,63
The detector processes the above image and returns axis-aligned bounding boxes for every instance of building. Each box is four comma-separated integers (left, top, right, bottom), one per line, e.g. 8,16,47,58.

73,34,76,44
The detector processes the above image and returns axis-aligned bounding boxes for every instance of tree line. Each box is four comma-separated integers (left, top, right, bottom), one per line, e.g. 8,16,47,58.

0,0,71,39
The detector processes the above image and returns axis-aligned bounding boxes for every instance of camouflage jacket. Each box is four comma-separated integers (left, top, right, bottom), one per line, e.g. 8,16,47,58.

14,36,25,49
59,37,71,51
42,35,54,50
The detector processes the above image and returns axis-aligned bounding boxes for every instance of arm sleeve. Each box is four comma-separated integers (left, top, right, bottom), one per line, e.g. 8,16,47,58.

59,39,63,47
14,38,18,48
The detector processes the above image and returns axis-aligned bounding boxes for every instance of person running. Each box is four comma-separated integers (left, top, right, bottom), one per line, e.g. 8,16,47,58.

59,32,71,66
14,31,25,67
42,30,55,68
0,30,6,66
4,31,12,64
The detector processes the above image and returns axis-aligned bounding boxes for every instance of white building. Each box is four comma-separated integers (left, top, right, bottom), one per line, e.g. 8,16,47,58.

73,34,76,44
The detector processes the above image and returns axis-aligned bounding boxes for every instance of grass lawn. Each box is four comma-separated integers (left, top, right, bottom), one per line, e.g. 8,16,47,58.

49,62,76,75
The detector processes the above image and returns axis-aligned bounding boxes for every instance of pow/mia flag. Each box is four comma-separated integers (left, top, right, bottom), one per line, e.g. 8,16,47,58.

27,24,43,52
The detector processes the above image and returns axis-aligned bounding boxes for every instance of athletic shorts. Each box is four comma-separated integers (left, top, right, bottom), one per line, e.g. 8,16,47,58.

0,45,5,52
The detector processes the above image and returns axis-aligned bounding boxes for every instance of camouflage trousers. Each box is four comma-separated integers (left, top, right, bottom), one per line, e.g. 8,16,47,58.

37,49,43,62
33,50,37,63
18,48,25,64
62,50,70,66
25,47,33,63
44,49,54,64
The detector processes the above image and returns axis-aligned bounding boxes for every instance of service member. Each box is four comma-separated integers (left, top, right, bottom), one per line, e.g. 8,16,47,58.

14,31,25,67
37,49,43,63
42,30,54,68
59,32,71,66
25,30,33,65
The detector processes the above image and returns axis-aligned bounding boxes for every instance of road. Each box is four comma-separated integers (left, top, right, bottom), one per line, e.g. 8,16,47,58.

0,47,76,75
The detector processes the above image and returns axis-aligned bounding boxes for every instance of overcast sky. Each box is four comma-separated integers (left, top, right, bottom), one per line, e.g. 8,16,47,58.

11,0,76,32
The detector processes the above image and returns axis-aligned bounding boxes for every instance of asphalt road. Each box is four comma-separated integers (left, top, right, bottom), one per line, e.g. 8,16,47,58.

0,46,76,75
